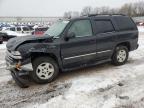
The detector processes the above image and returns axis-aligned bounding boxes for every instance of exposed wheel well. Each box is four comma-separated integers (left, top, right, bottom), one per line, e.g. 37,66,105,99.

31,52,59,65
116,42,130,51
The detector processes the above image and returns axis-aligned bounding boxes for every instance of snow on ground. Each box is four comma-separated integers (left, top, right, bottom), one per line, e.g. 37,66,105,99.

0,42,6,50
138,26,144,32
27,34,144,108
0,31,144,108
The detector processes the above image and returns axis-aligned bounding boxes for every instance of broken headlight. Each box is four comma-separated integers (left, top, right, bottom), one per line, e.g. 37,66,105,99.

11,51,21,56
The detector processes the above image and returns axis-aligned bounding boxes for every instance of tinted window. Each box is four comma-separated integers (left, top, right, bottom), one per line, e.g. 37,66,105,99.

23,27,30,31
94,20,114,34
43,27,48,31
29,27,34,31
68,20,92,37
17,27,21,31
114,16,136,31
10,27,15,31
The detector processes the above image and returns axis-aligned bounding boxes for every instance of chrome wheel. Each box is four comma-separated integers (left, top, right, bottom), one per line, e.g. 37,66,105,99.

36,62,54,80
117,50,127,63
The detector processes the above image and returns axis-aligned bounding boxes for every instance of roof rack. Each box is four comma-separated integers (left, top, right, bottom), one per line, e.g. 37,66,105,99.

82,14,126,17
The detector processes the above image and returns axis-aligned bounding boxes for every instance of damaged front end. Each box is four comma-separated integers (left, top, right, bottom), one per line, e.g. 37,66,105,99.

5,35,54,88
5,50,33,88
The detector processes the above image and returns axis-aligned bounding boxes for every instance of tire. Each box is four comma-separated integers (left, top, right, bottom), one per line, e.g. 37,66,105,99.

30,57,59,84
112,46,129,66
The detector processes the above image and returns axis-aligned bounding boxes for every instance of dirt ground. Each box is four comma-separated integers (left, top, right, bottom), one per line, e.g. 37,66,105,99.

0,34,144,108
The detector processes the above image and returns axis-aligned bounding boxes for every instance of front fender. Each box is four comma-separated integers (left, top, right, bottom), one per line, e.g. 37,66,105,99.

17,43,63,69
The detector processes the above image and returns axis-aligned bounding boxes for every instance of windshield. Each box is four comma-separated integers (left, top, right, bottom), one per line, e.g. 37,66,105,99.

45,20,69,37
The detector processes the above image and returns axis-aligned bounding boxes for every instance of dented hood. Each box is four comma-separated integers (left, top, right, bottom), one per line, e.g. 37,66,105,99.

6,35,53,51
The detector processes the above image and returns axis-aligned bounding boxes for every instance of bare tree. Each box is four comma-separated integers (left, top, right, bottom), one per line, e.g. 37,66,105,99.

100,6,111,14
137,1,144,16
119,1,144,16
119,3,133,16
93,7,100,14
63,11,80,18
63,11,72,19
81,6,93,16
63,1,144,18
71,11,80,17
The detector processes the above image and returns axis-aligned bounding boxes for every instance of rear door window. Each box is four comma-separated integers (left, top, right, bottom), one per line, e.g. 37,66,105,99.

94,20,115,34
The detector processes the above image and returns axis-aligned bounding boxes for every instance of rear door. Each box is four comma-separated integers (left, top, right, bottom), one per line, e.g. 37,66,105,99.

92,19,117,60
61,19,97,68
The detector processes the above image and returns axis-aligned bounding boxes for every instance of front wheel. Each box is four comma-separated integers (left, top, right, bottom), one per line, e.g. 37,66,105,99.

112,46,129,66
30,57,59,84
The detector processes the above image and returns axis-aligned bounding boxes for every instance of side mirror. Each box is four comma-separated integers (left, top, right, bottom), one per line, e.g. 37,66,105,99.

65,32,76,41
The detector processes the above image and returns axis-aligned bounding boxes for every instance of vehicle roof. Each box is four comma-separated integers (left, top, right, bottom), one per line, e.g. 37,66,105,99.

69,14,130,21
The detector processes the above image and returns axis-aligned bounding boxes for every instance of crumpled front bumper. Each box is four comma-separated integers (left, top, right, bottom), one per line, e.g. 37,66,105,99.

6,62,33,72
6,62,33,88
5,50,33,88
11,70,29,88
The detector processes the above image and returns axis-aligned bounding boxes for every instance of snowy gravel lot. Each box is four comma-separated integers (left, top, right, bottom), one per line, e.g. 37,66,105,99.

0,28,144,108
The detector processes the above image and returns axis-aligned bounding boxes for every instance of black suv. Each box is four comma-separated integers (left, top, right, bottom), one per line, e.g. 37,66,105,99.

5,14,138,87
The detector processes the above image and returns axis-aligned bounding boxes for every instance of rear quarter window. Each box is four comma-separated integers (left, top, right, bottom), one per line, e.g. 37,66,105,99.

94,20,115,34
114,16,137,31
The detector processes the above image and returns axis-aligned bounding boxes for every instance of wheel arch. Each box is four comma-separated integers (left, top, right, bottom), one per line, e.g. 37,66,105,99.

116,41,130,51
30,52,61,69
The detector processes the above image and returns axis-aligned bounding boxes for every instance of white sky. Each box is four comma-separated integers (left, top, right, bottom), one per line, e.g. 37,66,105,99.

0,0,141,17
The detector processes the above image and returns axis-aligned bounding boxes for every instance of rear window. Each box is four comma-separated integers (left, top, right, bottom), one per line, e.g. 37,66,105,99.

114,16,136,31
94,20,114,34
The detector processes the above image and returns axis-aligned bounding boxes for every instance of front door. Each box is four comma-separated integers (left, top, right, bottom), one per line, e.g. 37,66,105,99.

61,19,97,68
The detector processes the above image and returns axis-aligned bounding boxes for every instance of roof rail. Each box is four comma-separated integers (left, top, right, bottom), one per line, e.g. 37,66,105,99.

83,14,126,17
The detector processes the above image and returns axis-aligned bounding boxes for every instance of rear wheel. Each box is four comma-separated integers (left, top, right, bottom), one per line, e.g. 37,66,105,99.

112,46,129,66
31,57,59,84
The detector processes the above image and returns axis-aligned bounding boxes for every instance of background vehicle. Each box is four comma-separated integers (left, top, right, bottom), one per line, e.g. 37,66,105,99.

0,31,9,41
0,33,3,44
1,30,28,41
16,26,32,34
33,27,49,36
3,26,32,35
5,14,138,87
